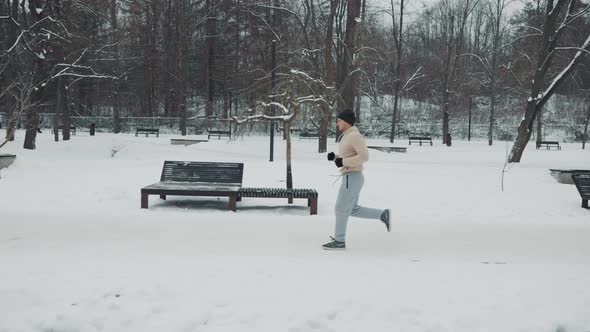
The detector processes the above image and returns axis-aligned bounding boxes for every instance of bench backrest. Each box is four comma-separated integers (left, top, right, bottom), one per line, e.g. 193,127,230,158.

161,161,244,185
572,173,590,197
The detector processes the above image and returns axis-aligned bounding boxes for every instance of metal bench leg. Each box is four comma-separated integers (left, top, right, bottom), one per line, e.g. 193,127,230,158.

310,198,318,215
160,195,166,200
583,199,588,209
141,193,149,208
229,195,237,212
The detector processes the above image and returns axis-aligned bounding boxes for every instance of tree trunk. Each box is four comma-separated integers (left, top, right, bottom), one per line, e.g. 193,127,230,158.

163,0,173,118
390,0,404,143
54,77,62,142
205,0,216,117
286,120,293,204
107,0,120,132
488,90,495,145
61,79,71,141
177,1,187,136
536,108,543,143
441,14,454,145
339,0,361,110
23,109,37,150
23,0,44,150
468,96,472,141
320,0,338,152
4,0,18,142
319,102,329,153
509,102,537,162
583,99,590,149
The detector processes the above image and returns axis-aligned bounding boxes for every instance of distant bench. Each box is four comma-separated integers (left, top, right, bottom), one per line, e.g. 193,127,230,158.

299,132,319,140
208,130,231,139
408,136,432,146
141,161,318,215
170,138,209,146
536,140,561,150
277,127,301,134
572,173,590,209
136,128,159,137
367,146,407,153
51,126,76,135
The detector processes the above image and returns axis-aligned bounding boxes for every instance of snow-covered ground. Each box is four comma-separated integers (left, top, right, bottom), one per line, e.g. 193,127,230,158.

1,131,589,332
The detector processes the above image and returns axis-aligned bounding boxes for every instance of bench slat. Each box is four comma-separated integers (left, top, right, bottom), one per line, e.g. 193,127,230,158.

408,136,432,146
536,141,561,150
208,130,231,139
239,187,318,198
136,128,159,137
572,173,590,208
160,161,243,184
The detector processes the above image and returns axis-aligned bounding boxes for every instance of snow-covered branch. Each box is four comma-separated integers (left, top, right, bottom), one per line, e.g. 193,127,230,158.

538,33,590,107
401,67,424,93
510,33,542,44
260,101,290,115
29,16,72,38
3,31,25,54
231,113,294,124
241,9,281,41
461,53,493,78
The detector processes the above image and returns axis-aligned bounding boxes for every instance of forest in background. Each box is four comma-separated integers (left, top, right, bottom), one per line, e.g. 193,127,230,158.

2,0,590,161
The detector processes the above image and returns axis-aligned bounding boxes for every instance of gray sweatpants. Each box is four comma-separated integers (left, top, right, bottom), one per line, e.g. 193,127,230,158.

334,172,383,242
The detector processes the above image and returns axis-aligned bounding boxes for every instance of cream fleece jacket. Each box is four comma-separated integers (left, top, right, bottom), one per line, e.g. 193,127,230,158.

337,126,369,174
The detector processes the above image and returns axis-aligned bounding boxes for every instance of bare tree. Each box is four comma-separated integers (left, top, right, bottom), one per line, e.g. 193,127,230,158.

417,0,478,144
388,0,406,143
232,69,337,194
110,0,122,134
509,0,590,162
0,73,38,149
337,0,362,111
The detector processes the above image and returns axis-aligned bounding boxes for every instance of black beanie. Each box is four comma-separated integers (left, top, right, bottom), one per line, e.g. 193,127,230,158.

337,110,355,126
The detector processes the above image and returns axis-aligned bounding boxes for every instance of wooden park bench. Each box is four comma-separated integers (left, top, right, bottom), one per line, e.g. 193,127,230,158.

572,172,590,209
141,161,244,211
367,146,407,153
51,126,76,135
136,128,160,137
536,140,561,150
238,188,318,215
208,130,231,139
408,136,432,146
141,161,319,215
170,138,209,146
299,132,319,140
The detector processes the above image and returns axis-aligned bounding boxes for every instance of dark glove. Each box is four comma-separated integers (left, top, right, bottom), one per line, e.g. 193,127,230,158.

327,152,335,161
334,158,343,168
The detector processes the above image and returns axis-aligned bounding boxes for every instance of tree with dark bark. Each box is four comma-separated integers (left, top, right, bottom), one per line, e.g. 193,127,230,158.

509,0,590,162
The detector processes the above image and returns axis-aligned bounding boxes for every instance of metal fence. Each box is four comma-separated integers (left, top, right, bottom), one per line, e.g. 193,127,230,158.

1,113,587,142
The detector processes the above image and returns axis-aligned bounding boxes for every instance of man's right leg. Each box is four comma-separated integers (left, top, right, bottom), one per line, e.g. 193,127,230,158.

334,175,362,242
